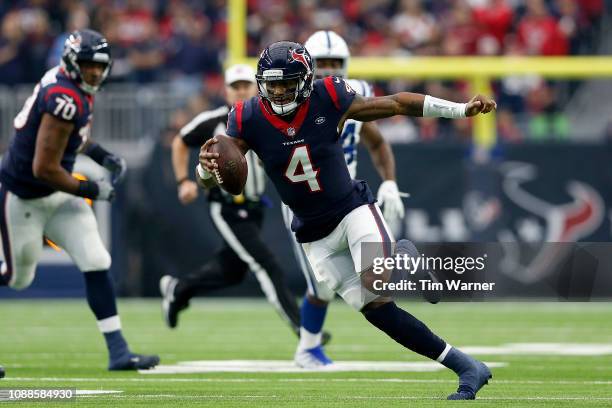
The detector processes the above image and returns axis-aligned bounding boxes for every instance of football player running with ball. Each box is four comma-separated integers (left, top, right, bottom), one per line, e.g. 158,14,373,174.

0,30,159,371
198,41,496,400
284,30,405,368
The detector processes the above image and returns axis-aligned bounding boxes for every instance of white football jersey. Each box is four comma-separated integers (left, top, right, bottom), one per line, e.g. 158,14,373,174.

342,79,373,178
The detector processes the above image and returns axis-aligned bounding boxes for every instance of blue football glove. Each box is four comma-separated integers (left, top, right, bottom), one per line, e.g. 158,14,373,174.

103,155,127,186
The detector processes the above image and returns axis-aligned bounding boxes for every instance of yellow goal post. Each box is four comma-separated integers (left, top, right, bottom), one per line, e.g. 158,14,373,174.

227,0,612,151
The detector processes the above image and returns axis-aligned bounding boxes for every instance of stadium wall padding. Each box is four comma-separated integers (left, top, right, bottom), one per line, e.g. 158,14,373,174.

4,142,612,298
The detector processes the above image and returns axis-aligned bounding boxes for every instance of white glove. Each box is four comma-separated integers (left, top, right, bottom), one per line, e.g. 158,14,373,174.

96,179,115,201
377,180,405,224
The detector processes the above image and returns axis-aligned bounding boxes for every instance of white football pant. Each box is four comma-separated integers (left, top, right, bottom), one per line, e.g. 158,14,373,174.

0,187,110,290
284,203,395,310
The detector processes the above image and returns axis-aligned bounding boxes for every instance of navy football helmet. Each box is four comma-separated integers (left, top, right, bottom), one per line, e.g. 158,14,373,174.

61,29,112,94
256,41,314,115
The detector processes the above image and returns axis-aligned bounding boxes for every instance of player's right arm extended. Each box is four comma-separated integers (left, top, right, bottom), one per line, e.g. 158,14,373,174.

32,113,112,200
196,136,249,189
343,93,497,124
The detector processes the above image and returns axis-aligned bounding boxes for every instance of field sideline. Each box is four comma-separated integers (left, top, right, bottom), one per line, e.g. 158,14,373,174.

1,299,611,407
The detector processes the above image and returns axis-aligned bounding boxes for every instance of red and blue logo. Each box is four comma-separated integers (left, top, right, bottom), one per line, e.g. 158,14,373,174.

290,49,311,73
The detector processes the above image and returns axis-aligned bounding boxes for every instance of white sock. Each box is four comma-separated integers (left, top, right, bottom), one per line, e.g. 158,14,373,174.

436,343,453,363
298,327,322,351
97,315,122,333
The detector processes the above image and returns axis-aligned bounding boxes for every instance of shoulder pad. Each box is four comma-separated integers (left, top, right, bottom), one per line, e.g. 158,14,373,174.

346,79,373,97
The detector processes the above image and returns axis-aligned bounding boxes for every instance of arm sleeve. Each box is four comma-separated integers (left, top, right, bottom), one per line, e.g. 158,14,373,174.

322,76,357,115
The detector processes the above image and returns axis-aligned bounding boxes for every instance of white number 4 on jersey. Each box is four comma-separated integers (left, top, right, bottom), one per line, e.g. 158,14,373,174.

285,145,321,192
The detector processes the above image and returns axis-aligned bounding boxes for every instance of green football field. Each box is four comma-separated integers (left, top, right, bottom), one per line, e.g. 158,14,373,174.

1,299,611,407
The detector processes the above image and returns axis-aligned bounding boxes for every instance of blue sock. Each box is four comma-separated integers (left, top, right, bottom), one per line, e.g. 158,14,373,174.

103,331,129,361
440,347,477,375
84,271,129,361
0,261,8,286
362,301,446,360
301,297,328,334
84,270,117,319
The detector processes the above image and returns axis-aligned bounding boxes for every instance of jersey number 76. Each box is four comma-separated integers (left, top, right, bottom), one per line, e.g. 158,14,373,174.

284,145,322,192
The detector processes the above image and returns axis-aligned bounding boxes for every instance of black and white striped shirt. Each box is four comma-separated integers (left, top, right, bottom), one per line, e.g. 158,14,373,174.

180,105,266,203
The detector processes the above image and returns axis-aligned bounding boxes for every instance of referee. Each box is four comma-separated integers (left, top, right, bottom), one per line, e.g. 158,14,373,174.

160,64,301,336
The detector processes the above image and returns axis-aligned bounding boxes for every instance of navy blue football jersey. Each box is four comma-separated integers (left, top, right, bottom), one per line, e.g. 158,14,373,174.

0,67,93,198
226,76,375,242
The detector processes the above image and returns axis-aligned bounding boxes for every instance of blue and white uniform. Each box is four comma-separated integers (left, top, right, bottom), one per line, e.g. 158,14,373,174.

341,79,373,179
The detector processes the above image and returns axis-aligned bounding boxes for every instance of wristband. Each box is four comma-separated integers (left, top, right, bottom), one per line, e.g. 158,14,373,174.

196,163,213,180
176,177,189,186
423,95,467,119
75,179,99,199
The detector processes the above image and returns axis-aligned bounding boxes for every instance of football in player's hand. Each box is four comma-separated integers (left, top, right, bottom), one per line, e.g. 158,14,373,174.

208,135,248,195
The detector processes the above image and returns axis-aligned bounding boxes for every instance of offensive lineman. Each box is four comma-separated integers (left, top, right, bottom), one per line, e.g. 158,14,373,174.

199,41,496,400
288,30,405,367
0,29,159,370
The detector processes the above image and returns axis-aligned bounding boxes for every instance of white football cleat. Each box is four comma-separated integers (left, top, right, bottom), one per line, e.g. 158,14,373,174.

294,345,334,369
159,275,181,328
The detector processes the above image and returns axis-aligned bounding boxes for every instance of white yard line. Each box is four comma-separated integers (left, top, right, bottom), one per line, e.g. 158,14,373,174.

62,394,612,402
104,394,278,399
7,377,612,385
75,390,123,395
138,360,508,374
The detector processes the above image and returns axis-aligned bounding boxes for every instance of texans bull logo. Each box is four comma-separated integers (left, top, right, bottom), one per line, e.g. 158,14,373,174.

290,49,311,73
497,162,604,283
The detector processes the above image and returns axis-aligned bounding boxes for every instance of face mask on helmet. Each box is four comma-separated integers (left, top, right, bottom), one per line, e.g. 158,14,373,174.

257,71,309,115
61,30,112,94
312,58,346,79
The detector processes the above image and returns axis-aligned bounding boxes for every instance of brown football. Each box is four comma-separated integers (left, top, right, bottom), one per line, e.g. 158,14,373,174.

208,135,248,195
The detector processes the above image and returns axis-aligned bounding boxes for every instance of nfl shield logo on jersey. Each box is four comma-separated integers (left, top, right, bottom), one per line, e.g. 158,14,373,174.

287,127,296,137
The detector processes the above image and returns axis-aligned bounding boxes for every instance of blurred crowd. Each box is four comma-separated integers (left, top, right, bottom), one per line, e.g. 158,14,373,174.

0,0,225,87
250,0,603,57
0,0,607,142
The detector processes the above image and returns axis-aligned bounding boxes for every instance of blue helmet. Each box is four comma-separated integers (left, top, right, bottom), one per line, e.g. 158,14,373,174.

61,29,112,94
256,41,314,115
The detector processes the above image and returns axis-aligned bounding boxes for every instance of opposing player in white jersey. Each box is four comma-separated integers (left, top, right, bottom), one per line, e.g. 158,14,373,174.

285,30,405,368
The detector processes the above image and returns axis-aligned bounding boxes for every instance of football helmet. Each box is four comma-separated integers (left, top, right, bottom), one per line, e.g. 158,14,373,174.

256,41,314,115
61,29,112,94
304,30,350,79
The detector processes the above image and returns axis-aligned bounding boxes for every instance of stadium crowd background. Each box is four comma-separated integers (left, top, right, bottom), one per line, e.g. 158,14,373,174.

0,0,608,144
